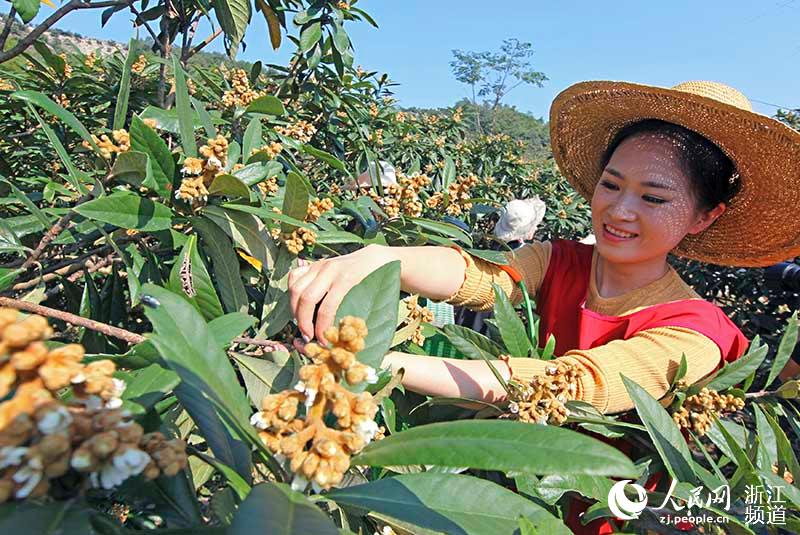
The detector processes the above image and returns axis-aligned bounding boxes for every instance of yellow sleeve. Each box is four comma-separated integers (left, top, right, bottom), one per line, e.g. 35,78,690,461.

445,241,552,311
506,326,721,414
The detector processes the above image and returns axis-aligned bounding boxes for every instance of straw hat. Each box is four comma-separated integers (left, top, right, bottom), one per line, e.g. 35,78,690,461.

549,80,800,267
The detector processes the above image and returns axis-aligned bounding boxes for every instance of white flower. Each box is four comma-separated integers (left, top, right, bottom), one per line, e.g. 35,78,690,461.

364,366,379,384
111,378,126,398
290,474,309,492
293,380,306,393
0,446,28,469
72,395,104,411
354,419,379,444
70,372,86,384
13,456,43,498
205,156,223,171
310,480,325,494
508,401,520,414
536,416,549,425
92,448,150,489
37,405,73,435
105,397,123,409
304,388,318,410
250,412,269,430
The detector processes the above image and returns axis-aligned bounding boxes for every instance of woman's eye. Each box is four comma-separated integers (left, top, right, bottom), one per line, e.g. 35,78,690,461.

600,180,618,190
643,195,667,204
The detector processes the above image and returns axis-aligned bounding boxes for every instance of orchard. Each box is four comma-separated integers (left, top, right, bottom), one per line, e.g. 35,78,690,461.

0,1,798,533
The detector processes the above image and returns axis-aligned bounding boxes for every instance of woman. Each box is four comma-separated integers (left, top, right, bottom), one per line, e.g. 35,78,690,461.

288,80,800,416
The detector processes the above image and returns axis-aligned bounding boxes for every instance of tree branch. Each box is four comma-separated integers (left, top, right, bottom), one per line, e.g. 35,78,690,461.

129,4,164,54
183,28,222,62
0,296,287,350
0,8,17,52
0,0,136,65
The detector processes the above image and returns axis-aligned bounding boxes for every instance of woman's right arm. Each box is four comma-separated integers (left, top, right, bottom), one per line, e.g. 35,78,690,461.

287,244,466,343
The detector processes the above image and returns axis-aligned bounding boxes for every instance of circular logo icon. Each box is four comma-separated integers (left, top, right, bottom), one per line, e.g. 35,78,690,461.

607,480,648,520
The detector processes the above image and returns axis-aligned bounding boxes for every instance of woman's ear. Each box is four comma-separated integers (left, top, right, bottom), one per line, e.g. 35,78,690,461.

688,202,726,235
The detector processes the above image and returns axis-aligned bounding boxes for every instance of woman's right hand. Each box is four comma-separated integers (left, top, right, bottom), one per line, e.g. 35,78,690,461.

287,244,397,343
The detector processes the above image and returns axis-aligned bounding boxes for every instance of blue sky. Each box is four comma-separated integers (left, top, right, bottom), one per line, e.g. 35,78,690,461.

34,1,800,118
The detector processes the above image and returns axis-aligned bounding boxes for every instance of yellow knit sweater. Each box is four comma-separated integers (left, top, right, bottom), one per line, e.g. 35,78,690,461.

446,241,723,414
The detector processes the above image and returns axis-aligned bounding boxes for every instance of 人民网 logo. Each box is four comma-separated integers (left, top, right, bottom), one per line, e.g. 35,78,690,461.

607,479,648,520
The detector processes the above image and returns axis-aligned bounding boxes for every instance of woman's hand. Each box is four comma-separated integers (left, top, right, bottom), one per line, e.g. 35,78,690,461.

288,244,396,343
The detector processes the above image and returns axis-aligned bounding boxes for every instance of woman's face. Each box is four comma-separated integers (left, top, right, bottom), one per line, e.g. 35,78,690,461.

590,133,725,266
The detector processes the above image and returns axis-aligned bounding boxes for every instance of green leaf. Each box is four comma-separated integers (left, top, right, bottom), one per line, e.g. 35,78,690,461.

355,420,637,477
142,284,254,480
442,156,456,188
173,57,197,157
763,408,800,480
213,0,252,54
11,0,39,23
246,95,286,116
231,351,298,407
208,312,256,348
130,115,174,197
242,118,263,161
442,324,503,359
492,283,533,358
534,474,615,505
202,205,277,271
121,363,180,412
168,234,225,320
327,473,569,535
113,39,136,130
335,262,400,370
192,96,218,139
704,342,769,392
140,105,204,134
235,161,280,186
766,311,798,387
20,105,86,193
315,230,364,245
192,216,249,314
209,174,251,198
110,150,152,187
621,375,697,484
300,143,347,172
192,450,251,501
410,217,473,246
0,499,95,533
281,171,311,233
74,192,173,231
229,483,340,535
299,22,322,53
0,268,23,292
12,91,97,150
465,248,509,265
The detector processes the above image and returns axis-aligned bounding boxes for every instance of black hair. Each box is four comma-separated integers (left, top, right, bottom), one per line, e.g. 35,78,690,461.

601,119,741,212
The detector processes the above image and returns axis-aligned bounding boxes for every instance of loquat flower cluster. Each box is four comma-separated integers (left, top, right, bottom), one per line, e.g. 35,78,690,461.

403,296,434,345
83,130,130,160
84,52,96,70
505,359,584,426
275,120,317,143
176,135,229,204
131,54,147,75
671,386,744,436
0,309,187,502
250,317,380,491
306,198,334,223
258,177,279,197
364,172,431,218
222,69,262,108
426,174,479,216
59,53,72,79
252,141,283,160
